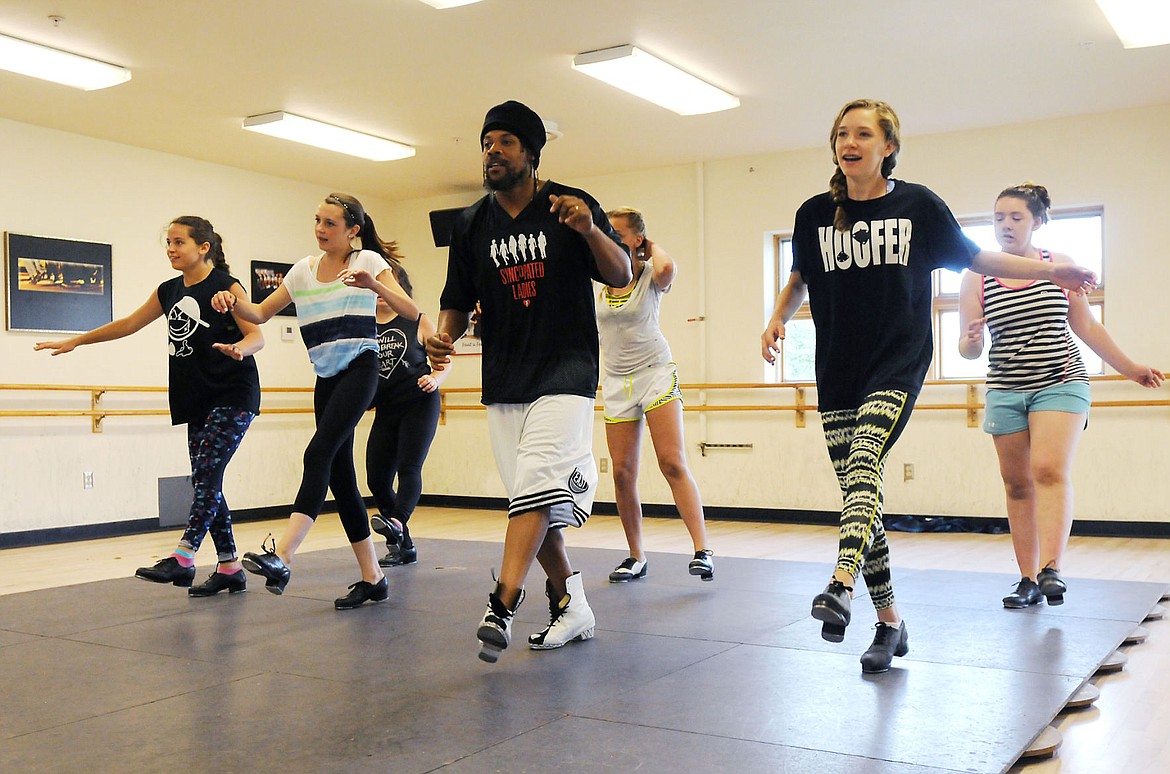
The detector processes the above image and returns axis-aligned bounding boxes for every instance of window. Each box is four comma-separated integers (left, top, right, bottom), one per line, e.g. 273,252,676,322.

765,208,1106,383
764,235,815,382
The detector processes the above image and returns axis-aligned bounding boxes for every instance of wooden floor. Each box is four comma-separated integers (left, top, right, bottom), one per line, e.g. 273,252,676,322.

2,507,1168,773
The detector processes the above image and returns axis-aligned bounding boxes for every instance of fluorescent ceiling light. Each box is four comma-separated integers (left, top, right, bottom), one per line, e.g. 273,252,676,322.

1095,0,1170,48
242,112,415,161
418,0,484,8
572,44,739,116
0,32,130,90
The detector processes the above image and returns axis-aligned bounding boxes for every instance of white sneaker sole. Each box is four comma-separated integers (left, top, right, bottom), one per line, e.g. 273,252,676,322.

529,626,595,650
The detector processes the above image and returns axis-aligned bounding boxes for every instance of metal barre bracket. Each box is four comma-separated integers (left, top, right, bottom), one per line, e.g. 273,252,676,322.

697,442,754,457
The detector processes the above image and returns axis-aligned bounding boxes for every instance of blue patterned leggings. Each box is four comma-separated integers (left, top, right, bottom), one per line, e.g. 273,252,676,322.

821,390,915,611
180,407,256,562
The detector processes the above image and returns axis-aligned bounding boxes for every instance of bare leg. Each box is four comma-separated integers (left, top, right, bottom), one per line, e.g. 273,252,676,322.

1027,411,1086,571
350,536,386,584
645,400,708,552
496,508,550,609
274,512,315,565
535,527,572,599
605,420,646,560
993,431,1038,579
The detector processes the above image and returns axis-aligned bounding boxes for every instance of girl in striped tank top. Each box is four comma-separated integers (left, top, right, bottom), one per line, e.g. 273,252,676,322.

958,182,1163,610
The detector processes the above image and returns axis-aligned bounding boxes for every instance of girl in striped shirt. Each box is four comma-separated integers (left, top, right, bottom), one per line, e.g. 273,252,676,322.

958,182,1162,610
212,193,418,609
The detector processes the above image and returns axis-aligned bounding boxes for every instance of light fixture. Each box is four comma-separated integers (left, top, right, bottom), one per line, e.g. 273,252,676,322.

542,119,563,142
0,32,131,91
571,44,739,116
417,0,484,8
242,112,415,161
1095,0,1170,48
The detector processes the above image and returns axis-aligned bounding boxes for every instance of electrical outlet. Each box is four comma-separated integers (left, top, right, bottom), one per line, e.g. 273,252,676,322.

83,471,94,489
903,463,914,482
599,458,609,473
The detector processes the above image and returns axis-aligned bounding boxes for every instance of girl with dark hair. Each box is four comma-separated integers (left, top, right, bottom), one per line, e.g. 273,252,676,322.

366,259,451,567
959,182,1162,609
761,100,1097,673
36,217,263,596
211,193,418,609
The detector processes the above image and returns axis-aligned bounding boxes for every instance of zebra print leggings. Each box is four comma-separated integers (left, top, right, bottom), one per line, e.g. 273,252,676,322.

821,389,915,611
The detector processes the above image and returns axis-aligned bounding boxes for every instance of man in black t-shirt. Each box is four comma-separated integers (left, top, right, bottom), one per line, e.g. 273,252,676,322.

428,100,631,663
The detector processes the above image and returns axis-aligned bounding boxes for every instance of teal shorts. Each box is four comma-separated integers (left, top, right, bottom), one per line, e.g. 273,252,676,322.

983,382,1091,436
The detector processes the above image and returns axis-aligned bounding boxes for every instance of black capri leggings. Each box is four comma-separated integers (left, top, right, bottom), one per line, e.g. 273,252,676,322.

366,389,442,532
293,350,377,543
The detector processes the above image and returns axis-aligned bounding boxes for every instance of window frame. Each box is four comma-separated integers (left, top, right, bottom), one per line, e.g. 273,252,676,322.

766,232,815,383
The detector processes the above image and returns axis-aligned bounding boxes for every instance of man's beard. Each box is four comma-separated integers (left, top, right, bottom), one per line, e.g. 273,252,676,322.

483,164,531,193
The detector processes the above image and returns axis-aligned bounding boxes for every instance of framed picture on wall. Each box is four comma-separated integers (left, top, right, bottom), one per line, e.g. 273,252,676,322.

453,307,482,355
250,260,296,317
453,333,482,356
4,232,113,333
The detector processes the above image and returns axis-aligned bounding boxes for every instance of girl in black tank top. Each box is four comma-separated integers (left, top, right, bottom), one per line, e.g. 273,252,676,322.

365,262,452,566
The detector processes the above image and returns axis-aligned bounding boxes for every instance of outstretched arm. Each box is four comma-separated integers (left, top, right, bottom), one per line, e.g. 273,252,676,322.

549,194,631,287
211,284,290,324
211,282,266,361
1066,281,1163,388
761,271,808,364
339,267,420,321
970,250,1096,294
35,293,163,355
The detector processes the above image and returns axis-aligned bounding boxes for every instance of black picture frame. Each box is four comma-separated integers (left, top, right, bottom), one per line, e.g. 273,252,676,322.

250,260,296,317
4,232,113,333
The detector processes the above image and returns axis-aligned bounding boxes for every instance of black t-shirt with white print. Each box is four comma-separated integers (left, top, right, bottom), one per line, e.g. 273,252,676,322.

441,180,626,405
371,313,432,409
157,269,261,425
792,181,979,411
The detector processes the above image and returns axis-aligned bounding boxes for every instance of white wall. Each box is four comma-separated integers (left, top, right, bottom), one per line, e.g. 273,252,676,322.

0,118,392,533
3,103,1168,539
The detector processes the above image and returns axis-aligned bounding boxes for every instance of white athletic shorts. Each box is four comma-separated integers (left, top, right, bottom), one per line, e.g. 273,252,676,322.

487,394,597,528
602,362,682,423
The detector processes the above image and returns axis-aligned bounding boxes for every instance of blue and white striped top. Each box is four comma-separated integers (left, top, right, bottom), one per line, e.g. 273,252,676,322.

981,250,1088,392
283,250,384,378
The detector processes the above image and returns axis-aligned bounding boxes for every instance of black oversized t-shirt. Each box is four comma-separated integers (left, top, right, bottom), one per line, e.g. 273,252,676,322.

440,181,626,404
791,181,978,410
157,269,261,425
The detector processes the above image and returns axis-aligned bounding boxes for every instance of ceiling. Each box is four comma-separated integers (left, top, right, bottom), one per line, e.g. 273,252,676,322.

2,0,1168,203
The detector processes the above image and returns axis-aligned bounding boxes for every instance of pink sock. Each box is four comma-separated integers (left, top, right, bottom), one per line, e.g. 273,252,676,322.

171,547,195,568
